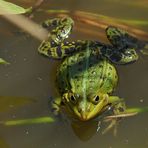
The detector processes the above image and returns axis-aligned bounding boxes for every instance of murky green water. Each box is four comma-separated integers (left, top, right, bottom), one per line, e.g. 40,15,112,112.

0,0,148,148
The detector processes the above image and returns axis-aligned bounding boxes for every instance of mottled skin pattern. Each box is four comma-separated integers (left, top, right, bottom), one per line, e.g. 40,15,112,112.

38,17,147,129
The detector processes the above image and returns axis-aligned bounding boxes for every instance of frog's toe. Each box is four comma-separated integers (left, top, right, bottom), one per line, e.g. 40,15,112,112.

51,102,60,115
106,26,127,46
106,26,123,37
51,99,61,115
140,42,148,56
51,106,60,116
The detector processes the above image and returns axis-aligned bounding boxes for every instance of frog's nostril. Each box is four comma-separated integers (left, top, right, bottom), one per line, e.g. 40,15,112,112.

78,107,82,113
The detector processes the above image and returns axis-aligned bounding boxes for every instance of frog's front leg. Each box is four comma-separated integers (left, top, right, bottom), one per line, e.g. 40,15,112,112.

51,96,62,115
102,96,126,134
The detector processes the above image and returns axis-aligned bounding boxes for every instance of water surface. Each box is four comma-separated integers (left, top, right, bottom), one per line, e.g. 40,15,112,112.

0,0,148,147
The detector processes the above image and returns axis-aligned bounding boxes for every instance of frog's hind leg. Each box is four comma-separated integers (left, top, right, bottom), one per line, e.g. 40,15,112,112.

42,17,74,44
104,26,141,64
38,39,87,59
38,17,74,59
38,17,87,59
106,26,148,56
106,26,144,49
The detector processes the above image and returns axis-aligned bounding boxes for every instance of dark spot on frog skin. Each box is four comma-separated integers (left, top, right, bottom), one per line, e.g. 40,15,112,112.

89,80,95,84
62,63,66,68
78,53,85,57
118,107,125,112
109,66,112,70
66,72,69,77
78,61,83,65
74,75,78,79
78,67,82,71
77,84,80,88
99,64,103,68
89,63,93,67
61,80,65,85
56,46,62,57
70,59,75,64
91,71,96,75
48,50,52,56
64,47,75,54
115,75,118,79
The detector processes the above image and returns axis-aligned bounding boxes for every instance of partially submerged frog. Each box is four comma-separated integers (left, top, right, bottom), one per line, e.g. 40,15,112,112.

38,17,147,127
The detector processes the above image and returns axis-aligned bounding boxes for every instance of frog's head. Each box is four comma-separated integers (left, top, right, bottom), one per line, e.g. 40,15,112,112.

62,92,109,121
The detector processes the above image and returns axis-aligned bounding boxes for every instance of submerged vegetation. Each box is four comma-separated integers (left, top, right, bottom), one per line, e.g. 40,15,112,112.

0,58,9,64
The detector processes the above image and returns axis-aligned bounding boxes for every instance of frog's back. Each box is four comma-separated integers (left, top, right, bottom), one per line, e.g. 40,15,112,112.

56,46,118,96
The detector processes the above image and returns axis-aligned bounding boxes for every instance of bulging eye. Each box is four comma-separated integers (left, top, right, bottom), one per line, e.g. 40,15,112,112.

92,95,100,104
70,95,77,104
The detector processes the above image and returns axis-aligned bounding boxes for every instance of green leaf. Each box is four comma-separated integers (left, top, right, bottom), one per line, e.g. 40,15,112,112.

0,58,9,64
0,0,26,14
126,107,148,114
2,116,55,126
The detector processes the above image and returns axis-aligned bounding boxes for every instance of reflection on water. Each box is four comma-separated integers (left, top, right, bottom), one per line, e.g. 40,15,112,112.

71,120,100,141
0,0,148,148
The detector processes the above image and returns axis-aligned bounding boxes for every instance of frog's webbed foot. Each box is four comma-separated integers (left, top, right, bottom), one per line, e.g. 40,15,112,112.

108,48,139,64
102,97,126,135
42,17,74,44
106,26,148,57
104,26,146,64
51,97,61,116
38,17,80,59
106,26,144,49
140,41,148,56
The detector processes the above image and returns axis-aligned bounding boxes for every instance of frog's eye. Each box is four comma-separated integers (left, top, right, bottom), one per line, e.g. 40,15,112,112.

91,95,100,104
70,95,77,104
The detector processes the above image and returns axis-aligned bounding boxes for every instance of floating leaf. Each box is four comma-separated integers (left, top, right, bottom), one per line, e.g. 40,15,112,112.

2,116,55,126
0,58,9,64
0,0,26,14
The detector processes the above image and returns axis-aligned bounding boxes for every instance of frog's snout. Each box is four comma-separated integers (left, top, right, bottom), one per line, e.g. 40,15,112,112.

78,109,89,121
74,103,93,121
73,105,90,121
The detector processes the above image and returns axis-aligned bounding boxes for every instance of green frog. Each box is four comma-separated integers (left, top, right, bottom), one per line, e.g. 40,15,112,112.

38,17,147,128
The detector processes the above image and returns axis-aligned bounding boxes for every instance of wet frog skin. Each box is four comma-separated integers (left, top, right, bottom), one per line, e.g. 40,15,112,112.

38,17,147,125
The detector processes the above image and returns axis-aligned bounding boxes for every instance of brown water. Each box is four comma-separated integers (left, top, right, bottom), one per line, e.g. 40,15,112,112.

0,0,148,147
